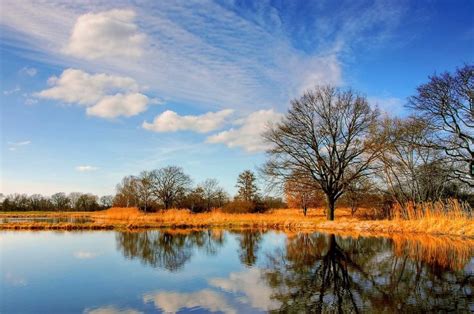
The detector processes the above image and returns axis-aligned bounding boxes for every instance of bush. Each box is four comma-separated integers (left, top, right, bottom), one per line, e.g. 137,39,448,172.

222,200,255,213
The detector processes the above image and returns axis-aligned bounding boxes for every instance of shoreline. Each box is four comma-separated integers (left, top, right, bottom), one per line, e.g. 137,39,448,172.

1,207,473,239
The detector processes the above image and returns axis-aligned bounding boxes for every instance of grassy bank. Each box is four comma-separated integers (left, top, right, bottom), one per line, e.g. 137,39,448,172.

1,201,473,238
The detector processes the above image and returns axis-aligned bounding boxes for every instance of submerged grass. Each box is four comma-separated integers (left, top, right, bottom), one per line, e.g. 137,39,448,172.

1,200,472,238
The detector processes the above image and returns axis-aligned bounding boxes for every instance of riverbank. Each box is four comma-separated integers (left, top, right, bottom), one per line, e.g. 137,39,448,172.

1,206,473,238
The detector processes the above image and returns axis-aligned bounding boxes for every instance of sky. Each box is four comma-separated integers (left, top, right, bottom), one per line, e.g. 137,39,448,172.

1,0,473,196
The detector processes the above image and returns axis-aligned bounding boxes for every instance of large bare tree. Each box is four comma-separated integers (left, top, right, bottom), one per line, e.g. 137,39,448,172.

263,86,381,220
407,64,473,186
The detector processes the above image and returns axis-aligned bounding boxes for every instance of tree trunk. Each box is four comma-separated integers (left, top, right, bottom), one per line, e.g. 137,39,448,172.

326,195,335,220
303,205,307,216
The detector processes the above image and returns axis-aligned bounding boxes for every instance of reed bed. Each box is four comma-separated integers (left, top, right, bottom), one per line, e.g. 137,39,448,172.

1,200,472,237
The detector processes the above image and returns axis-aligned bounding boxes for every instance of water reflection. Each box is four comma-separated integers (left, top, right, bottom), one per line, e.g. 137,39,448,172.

264,232,474,312
231,230,264,267
115,230,225,271
112,229,473,312
2,230,472,313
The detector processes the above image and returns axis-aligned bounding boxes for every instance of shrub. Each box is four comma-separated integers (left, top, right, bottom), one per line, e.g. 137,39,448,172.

222,200,255,213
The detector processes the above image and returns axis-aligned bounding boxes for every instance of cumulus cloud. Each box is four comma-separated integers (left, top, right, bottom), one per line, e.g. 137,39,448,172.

86,93,150,118
8,140,31,151
64,9,145,60
20,66,37,77
143,109,234,133
207,109,283,153
209,268,280,311
36,69,155,118
143,289,236,314
75,165,98,172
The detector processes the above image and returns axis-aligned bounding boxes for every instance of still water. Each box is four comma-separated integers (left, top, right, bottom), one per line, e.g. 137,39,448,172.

1,230,473,313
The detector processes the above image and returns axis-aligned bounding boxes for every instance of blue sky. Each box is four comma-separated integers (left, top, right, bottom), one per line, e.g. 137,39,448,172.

1,0,473,196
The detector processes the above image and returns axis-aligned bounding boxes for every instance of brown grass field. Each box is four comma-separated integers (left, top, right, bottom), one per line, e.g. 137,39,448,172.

1,200,473,238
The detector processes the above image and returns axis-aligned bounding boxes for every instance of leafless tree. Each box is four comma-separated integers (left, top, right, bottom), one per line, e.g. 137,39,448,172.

150,166,192,209
199,178,222,211
263,86,381,220
378,117,451,208
407,64,473,186
137,171,155,212
114,176,140,207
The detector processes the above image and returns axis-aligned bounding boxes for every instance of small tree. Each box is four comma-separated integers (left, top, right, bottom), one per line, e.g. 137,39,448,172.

236,170,259,202
284,176,324,216
137,171,154,212
150,166,192,209
200,178,221,211
51,192,71,211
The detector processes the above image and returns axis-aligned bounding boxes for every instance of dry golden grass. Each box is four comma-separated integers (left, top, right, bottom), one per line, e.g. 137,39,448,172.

1,200,472,238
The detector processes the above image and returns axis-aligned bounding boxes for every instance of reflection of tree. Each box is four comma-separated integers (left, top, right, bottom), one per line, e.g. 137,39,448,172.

115,230,225,272
265,233,474,312
231,230,264,267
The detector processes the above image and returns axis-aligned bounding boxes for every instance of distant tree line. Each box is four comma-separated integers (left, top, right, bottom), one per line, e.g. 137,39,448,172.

113,166,286,213
264,64,473,220
0,192,114,212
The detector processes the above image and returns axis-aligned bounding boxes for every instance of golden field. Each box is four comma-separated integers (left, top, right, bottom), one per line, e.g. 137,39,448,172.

1,200,473,238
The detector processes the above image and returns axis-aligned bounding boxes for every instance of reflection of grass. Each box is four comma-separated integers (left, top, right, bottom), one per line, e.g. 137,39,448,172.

1,201,473,238
391,234,474,271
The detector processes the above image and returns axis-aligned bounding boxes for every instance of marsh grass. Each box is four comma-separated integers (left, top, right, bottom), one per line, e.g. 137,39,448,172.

1,200,473,237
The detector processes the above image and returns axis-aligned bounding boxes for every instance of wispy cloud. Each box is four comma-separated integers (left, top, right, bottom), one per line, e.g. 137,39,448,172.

75,165,99,172
368,96,405,116
3,86,21,95
7,140,31,151
19,66,37,77
0,1,405,113
73,250,99,259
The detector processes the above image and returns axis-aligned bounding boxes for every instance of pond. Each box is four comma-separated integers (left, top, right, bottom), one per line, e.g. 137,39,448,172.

0,230,472,313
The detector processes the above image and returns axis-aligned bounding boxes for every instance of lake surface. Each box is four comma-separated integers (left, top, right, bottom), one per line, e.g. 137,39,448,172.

1,230,473,313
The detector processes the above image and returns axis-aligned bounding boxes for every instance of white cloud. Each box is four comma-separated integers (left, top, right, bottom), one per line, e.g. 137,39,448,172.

143,109,234,133
1,1,406,113
209,268,280,311
4,272,28,287
84,306,142,314
7,140,31,151
86,93,150,118
143,289,236,314
25,98,38,105
368,96,405,116
64,9,145,60
3,86,21,95
73,250,99,259
36,68,155,118
75,166,99,172
207,109,283,153
20,66,37,77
